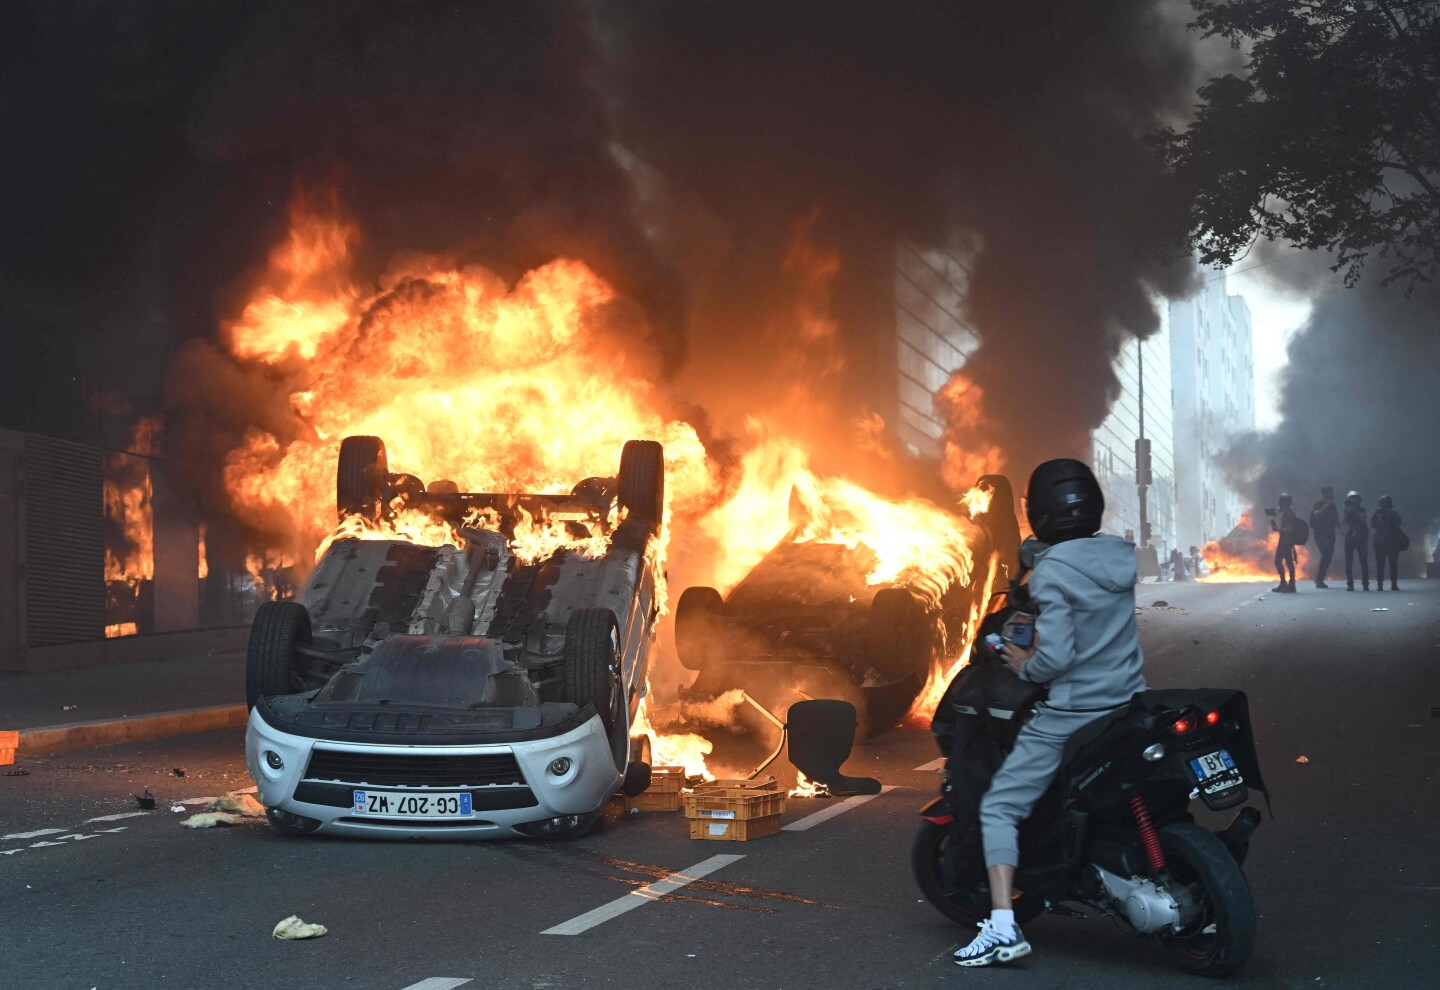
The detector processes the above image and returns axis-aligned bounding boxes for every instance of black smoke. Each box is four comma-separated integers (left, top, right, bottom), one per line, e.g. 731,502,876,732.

1225,278,1440,572
4,1,1205,526
596,1,1198,482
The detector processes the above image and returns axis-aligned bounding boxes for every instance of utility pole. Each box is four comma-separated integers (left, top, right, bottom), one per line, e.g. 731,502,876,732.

1136,338,1151,549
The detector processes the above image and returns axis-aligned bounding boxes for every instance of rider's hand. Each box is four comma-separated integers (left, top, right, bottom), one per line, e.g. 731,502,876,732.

999,637,1036,676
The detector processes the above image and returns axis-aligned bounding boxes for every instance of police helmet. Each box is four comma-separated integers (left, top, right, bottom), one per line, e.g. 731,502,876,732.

1379,494,1393,510
1345,490,1362,507
1025,459,1103,543
1278,493,1293,509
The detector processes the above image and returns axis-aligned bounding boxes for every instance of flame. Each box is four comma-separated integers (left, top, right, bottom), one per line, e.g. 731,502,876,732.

197,522,209,580
216,191,999,768
962,482,994,518
1200,508,1311,583
221,195,720,566
787,770,829,799
105,622,138,639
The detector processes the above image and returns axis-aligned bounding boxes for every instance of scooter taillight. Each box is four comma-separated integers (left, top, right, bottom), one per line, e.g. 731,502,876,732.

1205,710,1221,726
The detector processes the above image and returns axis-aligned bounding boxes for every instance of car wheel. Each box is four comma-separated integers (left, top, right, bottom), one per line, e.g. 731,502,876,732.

337,435,388,522
674,586,723,670
245,601,312,708
617,439,664,531
865,588,931,683
562,607,623,733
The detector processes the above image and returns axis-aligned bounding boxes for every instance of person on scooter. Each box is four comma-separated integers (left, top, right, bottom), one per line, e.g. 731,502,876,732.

953,458,1147,968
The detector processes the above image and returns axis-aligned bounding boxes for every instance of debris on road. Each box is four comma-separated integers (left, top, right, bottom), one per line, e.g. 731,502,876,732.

1370,608,1390,612
4,769,30,776
1152,600,1169,607
181,812,240,828
208,792,265,817
272,916,328,940
62,704,76,711
170,805,186,813
134,789,155,809
1296,755,1311,765
170,767,186,777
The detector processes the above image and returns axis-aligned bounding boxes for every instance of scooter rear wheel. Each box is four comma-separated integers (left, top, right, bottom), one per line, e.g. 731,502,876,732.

911,819,1045,927
1157,823,1256,977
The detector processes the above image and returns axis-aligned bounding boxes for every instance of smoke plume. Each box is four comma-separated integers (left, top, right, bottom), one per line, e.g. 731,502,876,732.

1225,279,1440,570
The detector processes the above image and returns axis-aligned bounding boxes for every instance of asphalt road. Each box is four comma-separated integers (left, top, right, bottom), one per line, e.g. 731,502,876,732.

3,580,1438,990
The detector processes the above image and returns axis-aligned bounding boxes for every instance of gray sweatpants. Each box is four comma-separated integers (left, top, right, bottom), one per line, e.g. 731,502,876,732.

979,703,1119,869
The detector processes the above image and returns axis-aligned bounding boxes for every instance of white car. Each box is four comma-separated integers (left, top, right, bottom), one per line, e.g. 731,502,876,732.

243,436,663,840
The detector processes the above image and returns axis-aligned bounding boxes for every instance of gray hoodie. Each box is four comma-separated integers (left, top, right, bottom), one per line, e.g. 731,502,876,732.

1018,534,1147,710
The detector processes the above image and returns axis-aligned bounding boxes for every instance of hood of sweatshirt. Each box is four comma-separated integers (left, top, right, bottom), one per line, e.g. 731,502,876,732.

1033,534,1137,593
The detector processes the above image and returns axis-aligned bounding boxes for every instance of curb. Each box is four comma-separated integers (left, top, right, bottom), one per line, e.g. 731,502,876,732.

14,704,249,756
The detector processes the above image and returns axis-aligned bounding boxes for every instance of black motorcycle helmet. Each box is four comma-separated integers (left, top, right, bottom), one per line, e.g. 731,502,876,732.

1025,458,1103,543
1379,494,1394,510
1278,493,1293,509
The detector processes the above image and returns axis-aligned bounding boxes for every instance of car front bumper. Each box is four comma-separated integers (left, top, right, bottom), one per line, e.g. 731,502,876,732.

244,706,623,839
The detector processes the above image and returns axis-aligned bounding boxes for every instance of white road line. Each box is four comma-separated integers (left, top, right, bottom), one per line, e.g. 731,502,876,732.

399,980,472,990
85,811,150,823
541,854,745,935
2,828,66,840
782,785,897,832
912,757,946,772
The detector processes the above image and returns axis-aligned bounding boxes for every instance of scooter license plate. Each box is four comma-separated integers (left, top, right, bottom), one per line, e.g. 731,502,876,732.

1189,749,1237,782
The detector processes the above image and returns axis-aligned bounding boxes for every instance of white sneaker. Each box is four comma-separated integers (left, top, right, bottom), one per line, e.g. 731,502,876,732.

953,918,1032,967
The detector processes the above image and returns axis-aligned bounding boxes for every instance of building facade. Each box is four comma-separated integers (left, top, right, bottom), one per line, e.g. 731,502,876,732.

1169,274,1256,551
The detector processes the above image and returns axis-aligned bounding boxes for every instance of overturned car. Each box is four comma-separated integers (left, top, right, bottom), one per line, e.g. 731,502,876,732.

244,435,664,840
676,476,1021,736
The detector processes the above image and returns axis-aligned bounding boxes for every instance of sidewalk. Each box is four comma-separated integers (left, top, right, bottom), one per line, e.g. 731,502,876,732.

0,650,247,755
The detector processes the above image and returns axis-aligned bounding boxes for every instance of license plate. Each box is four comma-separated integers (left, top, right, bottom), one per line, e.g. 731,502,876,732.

351,790,473,818
1189,749,1236,782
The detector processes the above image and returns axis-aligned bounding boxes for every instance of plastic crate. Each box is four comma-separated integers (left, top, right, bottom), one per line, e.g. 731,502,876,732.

647,766,687,793
0,730,16,767
683,786,787,822
688,813,783,842
626,790,682,813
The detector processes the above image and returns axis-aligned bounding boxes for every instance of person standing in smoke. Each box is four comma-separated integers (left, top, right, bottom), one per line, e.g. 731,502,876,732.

953,459,1146,968
1342,491,1370,591
1371,495,1404,591
1309,486,1338,588
1271,493,1299,593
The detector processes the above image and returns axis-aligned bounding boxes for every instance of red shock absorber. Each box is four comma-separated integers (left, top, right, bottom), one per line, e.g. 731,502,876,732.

1129,793,1167,872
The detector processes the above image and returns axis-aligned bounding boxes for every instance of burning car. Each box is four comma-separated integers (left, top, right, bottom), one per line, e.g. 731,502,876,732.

244,434,665,840
675,475,1020,736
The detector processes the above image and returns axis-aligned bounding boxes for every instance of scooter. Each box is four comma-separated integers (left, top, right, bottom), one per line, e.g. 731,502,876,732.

912,590,1269,977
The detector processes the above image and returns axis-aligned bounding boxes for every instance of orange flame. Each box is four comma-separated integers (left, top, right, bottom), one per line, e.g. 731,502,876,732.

217,191,998,768
1200,508,1311,583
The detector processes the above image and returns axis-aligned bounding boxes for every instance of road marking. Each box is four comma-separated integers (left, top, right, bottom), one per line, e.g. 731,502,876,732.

3,829,66,840
85,811,150,823
913,758,945,772
399,980,472,990
782,785,897,832
542,854,745,935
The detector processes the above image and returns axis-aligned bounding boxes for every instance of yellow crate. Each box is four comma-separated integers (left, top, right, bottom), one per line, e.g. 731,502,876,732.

647,766,687,793
689,813,783,842
0,730,16,767
683,787,787,822
625,790,682,813
694,775,778,792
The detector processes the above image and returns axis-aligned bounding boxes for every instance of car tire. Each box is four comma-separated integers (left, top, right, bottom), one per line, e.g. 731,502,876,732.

866,588,930,683
617,439,664,531
674,586,723,670
562,607,622,733
337,435,388,522
245,601,312,708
